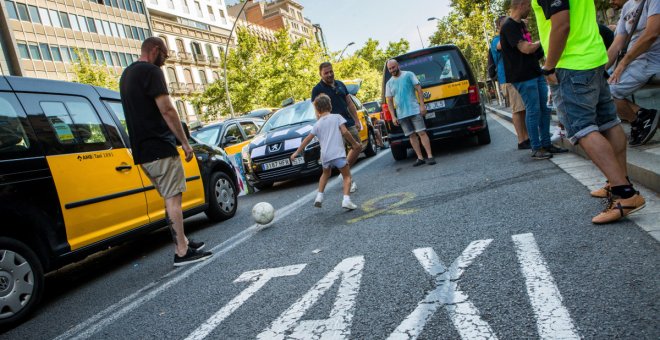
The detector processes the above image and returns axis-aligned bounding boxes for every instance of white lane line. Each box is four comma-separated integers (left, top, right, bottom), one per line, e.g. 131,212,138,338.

53,150,389,340
257,256,365,340
512,233,580,340
388,240,496,340
185,264,307,340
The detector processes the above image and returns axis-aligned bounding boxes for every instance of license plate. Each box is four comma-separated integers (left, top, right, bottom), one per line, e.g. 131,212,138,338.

424,112,436,119
262,157,303,170
426,100,445,111
292,157,304,165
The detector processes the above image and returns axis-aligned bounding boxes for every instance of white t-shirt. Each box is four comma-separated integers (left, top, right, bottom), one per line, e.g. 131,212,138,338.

311,114,347,163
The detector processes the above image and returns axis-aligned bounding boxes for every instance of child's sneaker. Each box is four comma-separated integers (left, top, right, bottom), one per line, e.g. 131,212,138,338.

314,193,323,208
342,199,357,210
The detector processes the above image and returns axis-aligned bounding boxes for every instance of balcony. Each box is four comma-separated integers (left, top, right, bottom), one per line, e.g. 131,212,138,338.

178,52,193,64
209,56,220,67
169,82,189,95
194,54,208,66
188,83,205,94
166,50,179,63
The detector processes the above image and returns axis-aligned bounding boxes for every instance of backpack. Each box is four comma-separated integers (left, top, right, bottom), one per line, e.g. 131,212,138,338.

487,46,497,80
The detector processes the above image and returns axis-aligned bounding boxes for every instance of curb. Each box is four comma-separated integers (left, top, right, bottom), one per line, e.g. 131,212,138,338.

485,105,660,194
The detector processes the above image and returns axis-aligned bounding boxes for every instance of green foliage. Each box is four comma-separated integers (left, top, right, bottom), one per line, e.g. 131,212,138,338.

71,49,119,91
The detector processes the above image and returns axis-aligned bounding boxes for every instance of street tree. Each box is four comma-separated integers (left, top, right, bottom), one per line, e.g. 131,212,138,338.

71,49,119,91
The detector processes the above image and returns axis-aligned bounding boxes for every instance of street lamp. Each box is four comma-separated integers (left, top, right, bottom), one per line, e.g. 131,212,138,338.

222,0,251,118
418,17,439,49
338,42,354,61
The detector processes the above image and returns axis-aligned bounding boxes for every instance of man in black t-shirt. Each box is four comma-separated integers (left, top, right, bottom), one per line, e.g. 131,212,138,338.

120,37,211,267
500,0,566,160
311,62,361,193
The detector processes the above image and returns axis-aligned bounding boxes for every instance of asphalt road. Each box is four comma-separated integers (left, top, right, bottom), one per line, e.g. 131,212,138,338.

4,115,659,340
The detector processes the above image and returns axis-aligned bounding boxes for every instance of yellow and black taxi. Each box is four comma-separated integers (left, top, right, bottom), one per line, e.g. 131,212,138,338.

381,45,491,160
0,76,238,327
241,95,377,190
191,116,265,156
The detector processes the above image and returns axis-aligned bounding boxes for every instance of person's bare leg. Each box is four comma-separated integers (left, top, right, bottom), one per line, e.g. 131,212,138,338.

346,146,360,167
614,98,638,122
512,110,529,143
601,125,628,179
418,131,433,159
578,131,627,186
318,168,332,193
165,194,188,256
409,133,424,160
339,166,352,196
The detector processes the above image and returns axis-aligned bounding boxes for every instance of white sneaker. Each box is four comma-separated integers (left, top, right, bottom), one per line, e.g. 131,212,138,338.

314,195,323,208
350,181,357,193
550,127,565,143
342,199,357,210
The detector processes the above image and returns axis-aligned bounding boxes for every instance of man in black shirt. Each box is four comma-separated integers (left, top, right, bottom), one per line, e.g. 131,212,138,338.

311,62,361,192
500,0,566,159
120,37,212,266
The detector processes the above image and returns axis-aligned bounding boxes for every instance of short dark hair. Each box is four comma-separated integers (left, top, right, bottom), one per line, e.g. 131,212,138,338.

496,16,507,29
141,37,165,53
319,62,332,72
313,93,332,113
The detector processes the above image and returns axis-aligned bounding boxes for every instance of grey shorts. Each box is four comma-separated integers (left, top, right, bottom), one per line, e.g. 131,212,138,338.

140,155,186,199
322,157,347,169
400,114,426,137
343,125,361,148
609,58,660,99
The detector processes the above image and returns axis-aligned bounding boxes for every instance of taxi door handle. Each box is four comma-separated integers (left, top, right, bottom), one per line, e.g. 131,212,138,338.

115,165,132,171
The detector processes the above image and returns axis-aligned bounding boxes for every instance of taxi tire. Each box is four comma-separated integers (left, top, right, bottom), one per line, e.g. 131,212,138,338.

205,171,238,222
477,127,491,145
391,143,407,161
364,130,377,158
0,237,44,329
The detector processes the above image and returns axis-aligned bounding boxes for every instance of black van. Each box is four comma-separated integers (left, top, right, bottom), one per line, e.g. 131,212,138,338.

381,45,490,160
0,76,238,327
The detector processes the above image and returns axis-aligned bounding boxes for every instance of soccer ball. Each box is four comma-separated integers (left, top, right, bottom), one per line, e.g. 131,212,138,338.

252,202,275,225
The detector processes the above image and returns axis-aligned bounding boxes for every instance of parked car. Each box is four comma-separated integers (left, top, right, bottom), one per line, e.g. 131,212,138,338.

191,117,265,156
0,76,239,327
381,45,490,160
363,100,383,121
241,96,377,190
244,107,278,121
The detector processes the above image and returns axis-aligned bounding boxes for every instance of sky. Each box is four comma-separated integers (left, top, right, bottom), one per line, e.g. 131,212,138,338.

228,0,453,55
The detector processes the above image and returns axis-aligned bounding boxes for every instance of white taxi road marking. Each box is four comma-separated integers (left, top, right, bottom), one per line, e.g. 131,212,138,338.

53,150,389,340
512,233,580,340
257,256,365,340
388,240,496,340
185,264,307,340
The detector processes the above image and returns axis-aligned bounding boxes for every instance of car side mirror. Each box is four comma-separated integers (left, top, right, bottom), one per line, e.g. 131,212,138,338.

223,135,238,146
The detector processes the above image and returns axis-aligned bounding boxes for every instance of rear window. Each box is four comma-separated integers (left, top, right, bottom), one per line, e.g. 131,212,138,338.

385,49,469,88
363,102,381,114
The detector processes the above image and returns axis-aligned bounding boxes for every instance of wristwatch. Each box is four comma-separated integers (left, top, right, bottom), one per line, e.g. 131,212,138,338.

541,67,556,76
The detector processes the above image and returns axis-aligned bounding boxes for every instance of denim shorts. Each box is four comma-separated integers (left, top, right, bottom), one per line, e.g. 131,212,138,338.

322,157,347,169
552,66,620,145
399,114,426,137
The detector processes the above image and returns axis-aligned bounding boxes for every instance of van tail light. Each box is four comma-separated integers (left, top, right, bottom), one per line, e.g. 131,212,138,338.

382,103,392,121
468,85,480,104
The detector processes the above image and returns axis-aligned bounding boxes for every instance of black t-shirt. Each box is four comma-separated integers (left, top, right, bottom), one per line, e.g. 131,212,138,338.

119,61,177,164
499,18,542,84
311,80,355,127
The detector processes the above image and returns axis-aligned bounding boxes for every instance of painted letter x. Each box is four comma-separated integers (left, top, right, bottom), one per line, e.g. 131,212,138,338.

388,240,497,340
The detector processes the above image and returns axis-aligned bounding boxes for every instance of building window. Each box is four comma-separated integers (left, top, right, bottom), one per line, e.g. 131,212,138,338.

95,50,104,64
205,44,214,58
59,12,71,29
182,0,190,14
28,5,40,24
95,19,104,34
131,27,139,40
207,5,215,21
28,44,41,60
212,71,219,81
190,42,202,56
16,3,29,21
17,43,30,59
60,47,71,62
51,46,63,62
104,51,114,66
137,0,145,14
38,8,50,25
111,52,120,66
176,101,187,120
40,43,52,61
102,21,112,36
176,39,185,53
166,67,178,83
110,23,119,37
198,70,207,85
85,49,96,63
69,48,80,62
87,18,97,33
69,14,80,31
118,53,128,67
4,1,18,20
48,10,61,28
194,1,202,16
77,16,87,32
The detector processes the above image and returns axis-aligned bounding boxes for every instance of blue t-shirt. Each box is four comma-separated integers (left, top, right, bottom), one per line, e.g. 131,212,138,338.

490,36,507,84
385,71,421,119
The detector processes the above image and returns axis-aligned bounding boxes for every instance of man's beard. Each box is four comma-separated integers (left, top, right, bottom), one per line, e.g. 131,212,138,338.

155,55,166,67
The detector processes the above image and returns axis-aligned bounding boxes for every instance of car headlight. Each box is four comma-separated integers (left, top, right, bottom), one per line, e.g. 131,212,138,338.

304,137,319,151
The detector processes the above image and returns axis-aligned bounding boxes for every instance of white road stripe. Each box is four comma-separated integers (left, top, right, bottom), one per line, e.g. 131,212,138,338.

388,240,496,340
53,151,389,340
185,264,307,340
512,233,580,340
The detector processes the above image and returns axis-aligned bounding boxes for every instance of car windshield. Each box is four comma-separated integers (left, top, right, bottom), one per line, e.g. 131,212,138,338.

260,101,315,133
363,102,380,114
385,49,469,87
192,125,222,145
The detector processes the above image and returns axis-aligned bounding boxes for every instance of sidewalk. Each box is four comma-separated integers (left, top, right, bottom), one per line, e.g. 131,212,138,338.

485,102,660,194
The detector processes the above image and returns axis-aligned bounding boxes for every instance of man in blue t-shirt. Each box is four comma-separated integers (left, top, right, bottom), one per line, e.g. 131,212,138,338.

385,59,435,166
490,15,529,149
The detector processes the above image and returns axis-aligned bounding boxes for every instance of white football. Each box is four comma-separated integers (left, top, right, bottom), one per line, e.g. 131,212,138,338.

252,202,275,225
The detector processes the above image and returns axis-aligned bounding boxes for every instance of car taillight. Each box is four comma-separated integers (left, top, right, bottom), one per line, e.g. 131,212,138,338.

468,85,480,104
382,103,392,121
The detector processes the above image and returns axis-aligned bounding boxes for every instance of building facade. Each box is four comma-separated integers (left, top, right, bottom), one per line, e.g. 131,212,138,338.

228,0,314,46
146,0,233,123
1,0,149,81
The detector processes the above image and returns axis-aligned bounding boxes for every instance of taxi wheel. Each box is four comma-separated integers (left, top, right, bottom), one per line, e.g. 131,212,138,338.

205,171,237,222
364,130,377,158
0,237,44,329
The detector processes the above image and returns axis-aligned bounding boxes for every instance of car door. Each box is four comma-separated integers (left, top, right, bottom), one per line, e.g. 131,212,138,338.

103,99,205,222
220,122,247,156
18,93,149,251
